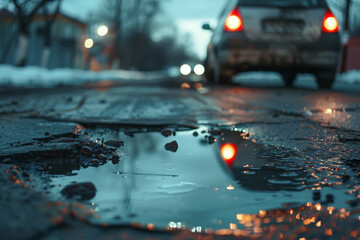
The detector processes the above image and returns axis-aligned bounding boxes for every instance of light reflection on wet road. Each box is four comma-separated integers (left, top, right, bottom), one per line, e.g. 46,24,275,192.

1,76,360,238
50,127,356,231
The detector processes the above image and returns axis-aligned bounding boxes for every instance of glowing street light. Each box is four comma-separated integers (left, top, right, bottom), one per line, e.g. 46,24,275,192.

97,25,109,37
84,38,94,49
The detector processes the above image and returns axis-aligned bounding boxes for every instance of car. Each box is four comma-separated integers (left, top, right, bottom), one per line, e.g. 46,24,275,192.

179,62,206,76
202,0,341,88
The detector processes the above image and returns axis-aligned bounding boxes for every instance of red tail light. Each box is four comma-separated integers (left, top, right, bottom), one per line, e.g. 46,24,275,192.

224,8,243,32
221,143,238,167
323,10,339,33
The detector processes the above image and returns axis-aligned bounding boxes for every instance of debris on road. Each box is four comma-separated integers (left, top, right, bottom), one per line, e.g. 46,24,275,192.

61,182,97,200
165,141,178,152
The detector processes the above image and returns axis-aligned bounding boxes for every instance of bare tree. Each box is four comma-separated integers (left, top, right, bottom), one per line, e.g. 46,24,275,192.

99,0,163,69
96,0,196,70
11,0,52,66
328,0,360,34
40,0,61,67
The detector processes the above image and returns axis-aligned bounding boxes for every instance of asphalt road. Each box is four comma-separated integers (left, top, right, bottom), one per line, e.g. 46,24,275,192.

0,76,360,240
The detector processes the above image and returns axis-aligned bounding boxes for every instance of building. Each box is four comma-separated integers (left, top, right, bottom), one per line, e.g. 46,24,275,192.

0,9,87,69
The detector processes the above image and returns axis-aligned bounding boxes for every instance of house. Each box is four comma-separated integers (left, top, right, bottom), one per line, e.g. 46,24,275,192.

0,9,87,69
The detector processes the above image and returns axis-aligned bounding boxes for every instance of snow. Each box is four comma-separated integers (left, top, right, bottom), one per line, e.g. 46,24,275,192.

338,69,360,84
233,71,360,87
0,64,178,87
0,64,359,87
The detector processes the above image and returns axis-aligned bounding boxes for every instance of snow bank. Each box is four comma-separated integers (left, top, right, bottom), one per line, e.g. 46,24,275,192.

233,70,360,86
0,64,359,87
337,70,360,84
0,65,177,87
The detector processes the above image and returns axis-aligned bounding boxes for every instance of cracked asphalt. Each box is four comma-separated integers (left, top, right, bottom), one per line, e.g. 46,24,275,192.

0,78,360,240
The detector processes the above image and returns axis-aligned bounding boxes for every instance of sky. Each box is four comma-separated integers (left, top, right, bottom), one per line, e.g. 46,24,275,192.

60,0,227,59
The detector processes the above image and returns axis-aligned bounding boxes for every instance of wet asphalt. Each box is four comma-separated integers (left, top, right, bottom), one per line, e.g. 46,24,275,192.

0,75,360,240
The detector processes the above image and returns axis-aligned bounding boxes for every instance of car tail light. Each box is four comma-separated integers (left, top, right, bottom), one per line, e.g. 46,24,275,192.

224,8,243,32
220,143,238,167
323,10,339,33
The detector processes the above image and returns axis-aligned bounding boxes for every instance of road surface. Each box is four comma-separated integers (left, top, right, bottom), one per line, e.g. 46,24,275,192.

0,76,359,240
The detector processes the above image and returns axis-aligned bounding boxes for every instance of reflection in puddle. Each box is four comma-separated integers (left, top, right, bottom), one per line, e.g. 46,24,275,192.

50,127,356,232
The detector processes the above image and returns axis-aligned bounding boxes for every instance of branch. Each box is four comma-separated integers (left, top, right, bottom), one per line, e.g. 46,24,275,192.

11,0,21,10
43,4,49,22
12,0,23,18
27,0,52,22
50,0,62,23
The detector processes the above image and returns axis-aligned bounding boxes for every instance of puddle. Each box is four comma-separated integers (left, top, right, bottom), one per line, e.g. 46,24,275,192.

49,127,356,231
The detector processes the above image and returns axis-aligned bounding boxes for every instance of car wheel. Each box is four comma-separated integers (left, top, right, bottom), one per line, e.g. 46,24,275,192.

281,72,296,87
316,71,336,89
214,64,233,85
204,60,214,83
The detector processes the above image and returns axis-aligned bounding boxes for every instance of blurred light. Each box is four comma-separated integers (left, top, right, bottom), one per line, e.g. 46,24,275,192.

227,185,235,190
97,25,109,36
221,143,237,167
324,109,333,114
180,82,191,89
323,11,338,33
194,64,205,76
84,38,94,49
194,82,203,90
230,223,237,230
180,64,191,76
224,8,243,31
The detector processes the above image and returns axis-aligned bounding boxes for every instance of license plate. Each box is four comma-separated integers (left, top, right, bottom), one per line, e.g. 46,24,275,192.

263,21,304,34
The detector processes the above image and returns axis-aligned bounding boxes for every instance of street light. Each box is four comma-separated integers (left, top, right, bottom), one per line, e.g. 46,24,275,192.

84,38,94,49
97,25,109,37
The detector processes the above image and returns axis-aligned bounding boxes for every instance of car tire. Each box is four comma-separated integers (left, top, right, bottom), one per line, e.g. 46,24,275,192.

214,65,233,85
204,60,214,84
281,72,296,87
316,71,336,89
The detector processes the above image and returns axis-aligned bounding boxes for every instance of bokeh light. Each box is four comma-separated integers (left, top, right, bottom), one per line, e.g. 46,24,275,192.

194,64,205,76
84,38,94,49
97,25,109,37
180,64,191,76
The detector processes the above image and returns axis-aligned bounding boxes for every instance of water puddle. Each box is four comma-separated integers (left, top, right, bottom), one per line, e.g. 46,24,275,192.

49,127,356,231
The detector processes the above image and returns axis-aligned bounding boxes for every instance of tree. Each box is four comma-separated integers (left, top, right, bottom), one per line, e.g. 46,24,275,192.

328,0,360,34
39,0,62,67
97,0,196,70
11,0,52,66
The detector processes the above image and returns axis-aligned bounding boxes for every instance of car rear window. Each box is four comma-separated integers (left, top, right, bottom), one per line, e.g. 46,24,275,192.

238,0,326,8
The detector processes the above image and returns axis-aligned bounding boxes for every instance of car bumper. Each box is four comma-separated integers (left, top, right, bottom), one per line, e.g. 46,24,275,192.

217,33,340,71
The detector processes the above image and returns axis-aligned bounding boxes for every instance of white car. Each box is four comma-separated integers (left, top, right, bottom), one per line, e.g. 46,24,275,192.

203,0,341,88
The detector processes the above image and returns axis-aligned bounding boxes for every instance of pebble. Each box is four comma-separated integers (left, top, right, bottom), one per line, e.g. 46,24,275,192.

61,182,96,200
208,136,216,144
313,191,321,201
161,129,173,137
326,194,334,203
112,155,120,165
165,141,178,153
80,146,93,156
91,160,100,167
97,154,107,160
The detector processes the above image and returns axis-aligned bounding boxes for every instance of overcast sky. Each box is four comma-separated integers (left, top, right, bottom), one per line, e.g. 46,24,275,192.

60,0,227,59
